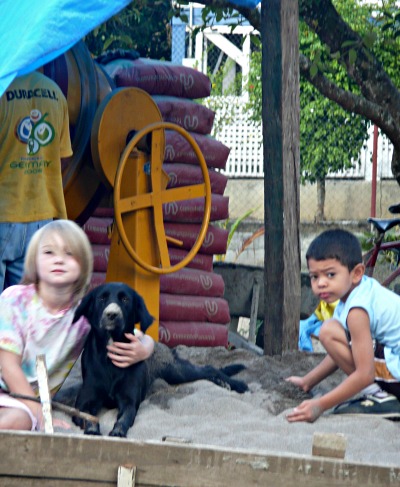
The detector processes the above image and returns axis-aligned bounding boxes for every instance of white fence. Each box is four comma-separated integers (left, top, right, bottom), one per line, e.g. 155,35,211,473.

207,96,394,181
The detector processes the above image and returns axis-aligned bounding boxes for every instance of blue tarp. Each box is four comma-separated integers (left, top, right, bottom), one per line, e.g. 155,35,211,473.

0,0,132,97
0,0,260,98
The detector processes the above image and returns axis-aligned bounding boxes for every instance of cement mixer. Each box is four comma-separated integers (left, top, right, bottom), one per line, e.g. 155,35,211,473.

42,41,212,341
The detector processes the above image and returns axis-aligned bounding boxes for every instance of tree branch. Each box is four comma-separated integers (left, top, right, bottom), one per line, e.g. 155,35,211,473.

195,0,400,165
198,0,261,30
299,53,397,140
299,0,400,116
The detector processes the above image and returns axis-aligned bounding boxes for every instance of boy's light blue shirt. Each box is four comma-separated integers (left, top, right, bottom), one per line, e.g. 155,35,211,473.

334,275,400,380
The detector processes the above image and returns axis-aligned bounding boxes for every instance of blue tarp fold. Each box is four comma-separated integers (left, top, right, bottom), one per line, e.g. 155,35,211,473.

0,0,132,96
0,0,259,97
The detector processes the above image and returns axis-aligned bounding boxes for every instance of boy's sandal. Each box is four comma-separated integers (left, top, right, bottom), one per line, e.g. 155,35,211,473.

332,394,400,419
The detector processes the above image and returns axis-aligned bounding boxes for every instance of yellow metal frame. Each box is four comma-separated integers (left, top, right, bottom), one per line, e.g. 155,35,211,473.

90,88,211,340
114,121,212,275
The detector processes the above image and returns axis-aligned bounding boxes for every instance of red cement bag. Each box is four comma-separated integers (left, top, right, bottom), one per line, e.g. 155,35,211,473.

159,322,228,347
164,163,228,195
152,95,215,135
164,131,230,170
168,248,213,272
82,217,113,245
89,272,107,290
103,58,212,99
165,222,229,255
159,294,230,324
92,207,115,218
162,194,229,223
92,244,110,272
160,268,224,297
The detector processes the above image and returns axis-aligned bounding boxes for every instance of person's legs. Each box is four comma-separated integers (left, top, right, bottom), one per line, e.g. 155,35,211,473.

330,339,400,417
318,319,355,375
0,223,16,291
374,342,400,399
0,407,34,431
0,392,38,430
1,220,52,289
4,223,26,288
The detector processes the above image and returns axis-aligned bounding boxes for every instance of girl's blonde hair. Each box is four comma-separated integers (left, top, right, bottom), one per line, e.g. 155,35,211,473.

22,220,93,305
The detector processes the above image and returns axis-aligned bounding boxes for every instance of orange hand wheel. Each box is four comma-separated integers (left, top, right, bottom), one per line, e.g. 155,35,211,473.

113,121,212,274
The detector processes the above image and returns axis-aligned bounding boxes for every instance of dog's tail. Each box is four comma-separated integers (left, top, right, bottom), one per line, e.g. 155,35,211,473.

220,364,246,377
162,354,249,394
203,364,248,393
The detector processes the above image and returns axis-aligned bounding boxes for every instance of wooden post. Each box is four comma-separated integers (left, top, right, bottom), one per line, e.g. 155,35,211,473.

36,354,54,433
262,0,301,354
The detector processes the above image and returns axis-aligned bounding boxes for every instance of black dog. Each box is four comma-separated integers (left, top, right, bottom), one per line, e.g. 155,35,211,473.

71,282,248,437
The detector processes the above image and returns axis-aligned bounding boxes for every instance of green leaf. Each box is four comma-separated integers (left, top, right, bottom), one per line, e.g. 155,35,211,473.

362,31,377,49
103,37,114,51
348,48,357,65
251,35,261,47
310,63,318,78
341,40,357,48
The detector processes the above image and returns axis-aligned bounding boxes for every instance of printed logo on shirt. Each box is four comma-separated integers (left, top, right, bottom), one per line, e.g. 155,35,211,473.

16,109,55,155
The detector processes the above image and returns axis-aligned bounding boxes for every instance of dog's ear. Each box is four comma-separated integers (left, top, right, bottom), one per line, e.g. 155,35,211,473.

72,291,95,324
135,293,154,333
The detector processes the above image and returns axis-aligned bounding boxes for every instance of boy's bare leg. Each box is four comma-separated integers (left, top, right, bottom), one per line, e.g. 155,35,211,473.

319,319,356,376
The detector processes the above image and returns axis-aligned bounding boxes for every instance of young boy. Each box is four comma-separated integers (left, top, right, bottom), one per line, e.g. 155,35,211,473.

286,228,400,423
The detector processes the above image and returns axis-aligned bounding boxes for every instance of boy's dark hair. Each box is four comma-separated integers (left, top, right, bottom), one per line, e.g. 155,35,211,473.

306,229,362,271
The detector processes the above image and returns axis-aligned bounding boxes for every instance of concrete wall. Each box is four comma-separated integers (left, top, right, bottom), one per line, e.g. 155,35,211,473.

223,219,370,271
225,178,399,222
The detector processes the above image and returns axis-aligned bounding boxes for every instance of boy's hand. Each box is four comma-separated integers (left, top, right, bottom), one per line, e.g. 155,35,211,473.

285,376,310,393
285,398,323,423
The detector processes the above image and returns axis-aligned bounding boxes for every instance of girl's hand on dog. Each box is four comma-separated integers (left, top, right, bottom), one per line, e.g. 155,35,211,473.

107,332,155,368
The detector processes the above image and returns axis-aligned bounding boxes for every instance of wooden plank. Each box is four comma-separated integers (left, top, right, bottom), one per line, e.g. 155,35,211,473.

248,277,260,343
0,431,399,487
262,0,301,354
0,479,112,487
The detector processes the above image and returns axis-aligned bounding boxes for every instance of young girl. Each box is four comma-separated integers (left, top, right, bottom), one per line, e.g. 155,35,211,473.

0,220,154,431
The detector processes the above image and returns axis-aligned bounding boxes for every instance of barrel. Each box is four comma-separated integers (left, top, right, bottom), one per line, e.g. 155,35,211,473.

42,41,115,223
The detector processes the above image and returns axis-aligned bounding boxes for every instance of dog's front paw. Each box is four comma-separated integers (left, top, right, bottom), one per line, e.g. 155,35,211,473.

84,422,101,435
72,416,84,429
109,424,128,438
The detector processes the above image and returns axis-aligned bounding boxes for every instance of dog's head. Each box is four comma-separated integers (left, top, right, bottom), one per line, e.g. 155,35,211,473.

73,282,154,340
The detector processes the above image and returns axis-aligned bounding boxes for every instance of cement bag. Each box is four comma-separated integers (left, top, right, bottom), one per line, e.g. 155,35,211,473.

163,194,229,223
168,248,213,272
92,207,114,218
159,294,230,324
160,268,224,297
152,95,215,135
82,217,113,244
102,58,212,99
89,272,106,290
159,322,228,347
164,131,230,170
165,222,229,255
164,163,228,195
92,244,110,272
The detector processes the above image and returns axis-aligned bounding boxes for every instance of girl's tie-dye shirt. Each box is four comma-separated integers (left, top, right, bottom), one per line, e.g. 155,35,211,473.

0,284,90,395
